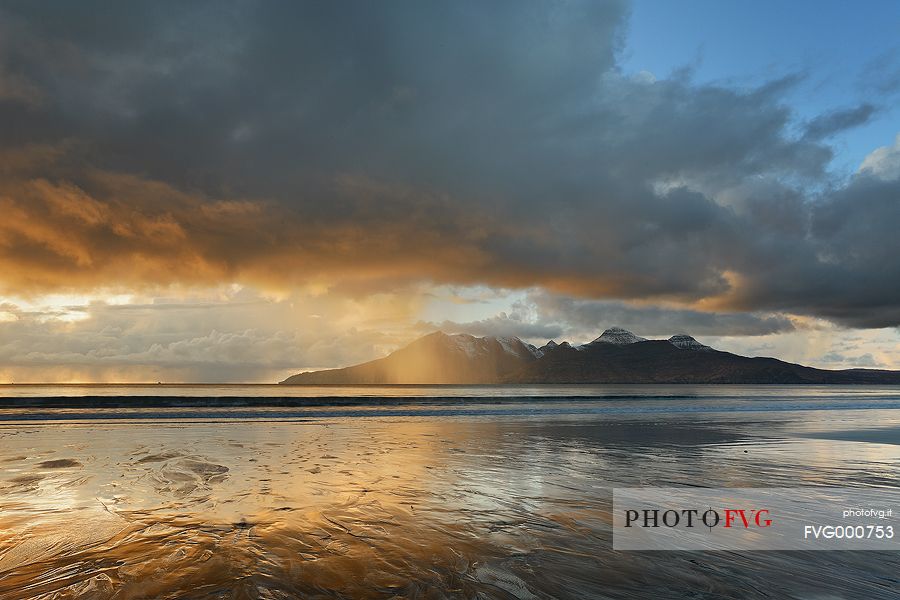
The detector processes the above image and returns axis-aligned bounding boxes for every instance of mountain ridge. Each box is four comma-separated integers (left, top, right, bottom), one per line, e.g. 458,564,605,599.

280,328,900,385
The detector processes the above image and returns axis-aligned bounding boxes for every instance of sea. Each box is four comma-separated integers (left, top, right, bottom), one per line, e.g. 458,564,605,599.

0,384,898,599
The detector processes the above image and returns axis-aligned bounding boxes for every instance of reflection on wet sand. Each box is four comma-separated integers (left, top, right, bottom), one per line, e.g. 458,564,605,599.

1,407,899,599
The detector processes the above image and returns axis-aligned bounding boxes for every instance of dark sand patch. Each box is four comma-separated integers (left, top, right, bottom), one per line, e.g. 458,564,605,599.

136,451,184,464
4,474,44,489
36,459,83,469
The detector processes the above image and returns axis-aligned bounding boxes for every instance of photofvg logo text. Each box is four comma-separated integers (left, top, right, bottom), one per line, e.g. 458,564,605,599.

624,506,772,529
613,488,900,551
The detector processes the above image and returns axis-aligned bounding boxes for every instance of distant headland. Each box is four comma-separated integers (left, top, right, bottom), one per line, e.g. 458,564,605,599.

281,328,900,385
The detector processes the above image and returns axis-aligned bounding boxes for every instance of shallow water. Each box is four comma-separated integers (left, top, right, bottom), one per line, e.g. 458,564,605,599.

1,387,899,599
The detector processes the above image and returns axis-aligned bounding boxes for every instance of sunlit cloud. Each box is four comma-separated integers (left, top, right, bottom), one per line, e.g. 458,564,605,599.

1,1,899,380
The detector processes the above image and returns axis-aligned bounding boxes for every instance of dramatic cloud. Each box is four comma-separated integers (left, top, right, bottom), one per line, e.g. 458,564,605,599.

418,290,795,344
802,104,877,141
527,293,796,338
0,0,899,353
0,165,498,294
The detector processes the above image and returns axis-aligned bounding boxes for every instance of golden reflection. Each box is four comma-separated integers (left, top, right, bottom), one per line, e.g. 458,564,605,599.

1,410,899,599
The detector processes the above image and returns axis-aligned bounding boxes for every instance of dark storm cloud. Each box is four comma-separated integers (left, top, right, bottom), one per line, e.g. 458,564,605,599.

1,0,899,328
416,292,793,341
528,292,795,337
726,169,900,328
802,104,877,140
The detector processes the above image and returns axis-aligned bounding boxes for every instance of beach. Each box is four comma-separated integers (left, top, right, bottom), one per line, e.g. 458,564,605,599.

0,386,899,598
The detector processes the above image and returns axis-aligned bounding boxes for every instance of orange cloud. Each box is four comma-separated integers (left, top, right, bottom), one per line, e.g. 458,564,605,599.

0,164,502,296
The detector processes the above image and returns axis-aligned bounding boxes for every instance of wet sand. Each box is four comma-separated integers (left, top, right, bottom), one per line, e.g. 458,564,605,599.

0,393,899,598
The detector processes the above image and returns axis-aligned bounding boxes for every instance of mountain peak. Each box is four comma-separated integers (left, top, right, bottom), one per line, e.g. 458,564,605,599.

533,339,559,358
421,332,543,360
668,334,712,351
592,327,647,345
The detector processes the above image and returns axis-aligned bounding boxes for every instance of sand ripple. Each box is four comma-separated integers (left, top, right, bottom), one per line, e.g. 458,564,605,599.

0,411,898,598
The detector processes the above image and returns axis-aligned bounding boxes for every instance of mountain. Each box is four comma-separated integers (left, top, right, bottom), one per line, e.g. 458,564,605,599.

280,327,900,385
592,326,647,345
668,334,711,351
280,331,540,384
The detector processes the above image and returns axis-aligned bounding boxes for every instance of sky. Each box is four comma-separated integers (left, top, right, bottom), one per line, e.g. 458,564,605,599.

1,0,900,382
